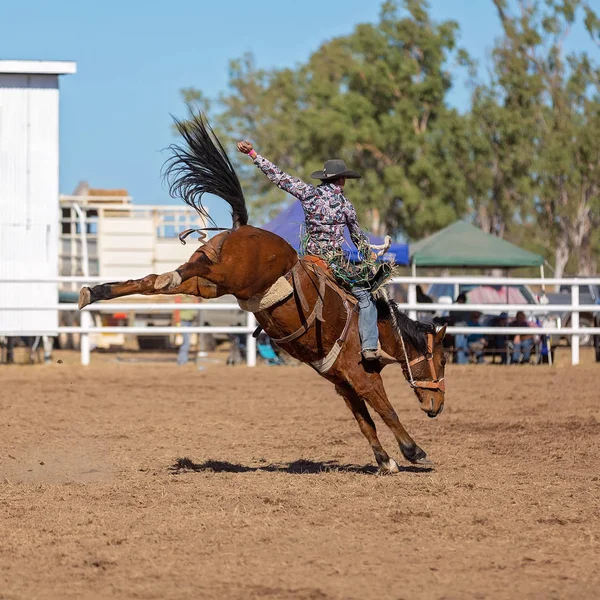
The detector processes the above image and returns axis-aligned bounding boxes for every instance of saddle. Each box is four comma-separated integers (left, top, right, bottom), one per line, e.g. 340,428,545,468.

300,255,358,307
239,255,393,374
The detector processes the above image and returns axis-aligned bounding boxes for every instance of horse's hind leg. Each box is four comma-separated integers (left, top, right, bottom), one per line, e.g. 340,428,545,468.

78,274,216,309
80,246,220,309
352,371,431,466
335,384,399,473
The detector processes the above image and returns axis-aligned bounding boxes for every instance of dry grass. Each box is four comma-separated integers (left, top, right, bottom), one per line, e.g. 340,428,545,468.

1,354,599,599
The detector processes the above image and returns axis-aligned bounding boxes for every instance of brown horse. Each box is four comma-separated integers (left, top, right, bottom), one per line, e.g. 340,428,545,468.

78,114,447,473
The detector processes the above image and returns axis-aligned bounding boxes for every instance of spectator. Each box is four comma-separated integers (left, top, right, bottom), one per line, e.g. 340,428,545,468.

455,311,487,364
177,297,197,366
416,285,434,320
511,311,534,364
200,321,217,353
447,293,468,326
534,316,551,364
488,312,509,364
416,285,433,304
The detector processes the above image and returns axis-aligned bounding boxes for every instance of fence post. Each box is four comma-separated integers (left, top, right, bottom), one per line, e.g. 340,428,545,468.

246,312,257,367
571,284,579,366
80,310,91,366
408,284,417,321
197,308,208,359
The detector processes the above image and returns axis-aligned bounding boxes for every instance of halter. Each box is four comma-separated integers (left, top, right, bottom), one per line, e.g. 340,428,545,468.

398,331,445,393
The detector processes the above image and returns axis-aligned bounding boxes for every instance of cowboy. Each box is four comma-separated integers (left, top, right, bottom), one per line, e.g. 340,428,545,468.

237,140,388,362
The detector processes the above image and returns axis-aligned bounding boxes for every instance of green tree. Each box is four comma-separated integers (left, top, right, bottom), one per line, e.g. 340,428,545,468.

181,0,471,240
470,0,600,276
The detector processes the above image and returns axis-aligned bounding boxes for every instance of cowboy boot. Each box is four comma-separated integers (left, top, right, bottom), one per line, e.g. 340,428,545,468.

361,343,397,365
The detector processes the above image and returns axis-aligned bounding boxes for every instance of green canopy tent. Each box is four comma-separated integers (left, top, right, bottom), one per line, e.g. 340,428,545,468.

410,220,544,270
407,221,546,319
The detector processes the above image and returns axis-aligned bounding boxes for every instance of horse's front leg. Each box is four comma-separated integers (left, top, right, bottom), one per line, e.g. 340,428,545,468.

352,370,431,466
78,273,217,309
335,383,399,474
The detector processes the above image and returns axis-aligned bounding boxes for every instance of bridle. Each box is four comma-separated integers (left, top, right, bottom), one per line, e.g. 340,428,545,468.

398,331,445,394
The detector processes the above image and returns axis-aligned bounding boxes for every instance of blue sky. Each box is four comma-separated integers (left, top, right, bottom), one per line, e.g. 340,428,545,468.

1,0,597,226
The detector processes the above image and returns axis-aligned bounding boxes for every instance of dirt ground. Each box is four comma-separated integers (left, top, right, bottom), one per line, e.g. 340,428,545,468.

1,351,599,600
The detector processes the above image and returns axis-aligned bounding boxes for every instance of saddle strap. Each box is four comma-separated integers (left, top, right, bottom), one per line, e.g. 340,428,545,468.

292,263,310,313
270,302,319,344
264,260,358,374
310,298,358,374
271,271,326,344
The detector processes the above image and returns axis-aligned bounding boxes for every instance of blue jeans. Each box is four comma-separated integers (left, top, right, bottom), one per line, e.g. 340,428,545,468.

351,287,378,351
455,334,485,364
177,321,193,365
512,338,534,363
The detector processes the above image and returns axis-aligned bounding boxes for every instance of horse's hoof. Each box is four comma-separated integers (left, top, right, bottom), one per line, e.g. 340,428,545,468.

78,287,92,310
413,457,433,467
379,458,400,474
155,271,182,291
401,443,430,465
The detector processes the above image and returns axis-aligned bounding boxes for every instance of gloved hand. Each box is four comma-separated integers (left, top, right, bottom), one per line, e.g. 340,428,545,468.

237,141,254,154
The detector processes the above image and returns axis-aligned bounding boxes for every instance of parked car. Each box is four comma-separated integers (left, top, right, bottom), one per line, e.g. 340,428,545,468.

427,282,539,317
544,281,599,347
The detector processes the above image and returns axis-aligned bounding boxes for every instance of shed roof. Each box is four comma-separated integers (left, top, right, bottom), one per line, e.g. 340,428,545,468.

0,60,76,75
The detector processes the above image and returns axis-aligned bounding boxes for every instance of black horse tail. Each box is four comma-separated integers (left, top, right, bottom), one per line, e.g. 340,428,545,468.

164,112,248,229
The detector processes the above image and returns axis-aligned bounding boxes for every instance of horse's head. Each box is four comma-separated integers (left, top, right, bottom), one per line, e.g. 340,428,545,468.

404,324,447,418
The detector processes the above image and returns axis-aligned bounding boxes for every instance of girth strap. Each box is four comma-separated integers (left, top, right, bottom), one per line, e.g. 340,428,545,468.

270,302,319,345
270,263,327,344
292,264,310,314
267,260,356,374
310,299,357,374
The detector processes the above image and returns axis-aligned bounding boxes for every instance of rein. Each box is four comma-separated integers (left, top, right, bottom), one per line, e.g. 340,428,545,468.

398,332,445,394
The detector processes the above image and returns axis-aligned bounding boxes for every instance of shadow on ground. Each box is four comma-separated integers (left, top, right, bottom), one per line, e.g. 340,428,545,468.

169,457,432,475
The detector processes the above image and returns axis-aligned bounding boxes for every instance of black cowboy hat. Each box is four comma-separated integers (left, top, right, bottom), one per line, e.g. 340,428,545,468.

310,159,361,181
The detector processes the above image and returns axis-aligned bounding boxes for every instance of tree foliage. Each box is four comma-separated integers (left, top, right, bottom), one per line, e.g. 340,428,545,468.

180,0,600,274
470,0,600,276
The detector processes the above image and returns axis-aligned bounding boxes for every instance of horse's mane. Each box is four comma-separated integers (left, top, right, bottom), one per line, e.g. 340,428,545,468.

163,112,248,229
376,296,434,355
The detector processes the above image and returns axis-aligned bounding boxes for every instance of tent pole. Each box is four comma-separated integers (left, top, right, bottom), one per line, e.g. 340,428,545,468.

540,265,546,295
409,263,417,320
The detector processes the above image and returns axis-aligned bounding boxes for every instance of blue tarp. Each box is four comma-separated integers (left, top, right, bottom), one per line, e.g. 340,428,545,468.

262,201,409,265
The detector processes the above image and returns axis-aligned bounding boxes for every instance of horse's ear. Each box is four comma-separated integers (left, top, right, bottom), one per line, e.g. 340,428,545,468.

435,324,447,342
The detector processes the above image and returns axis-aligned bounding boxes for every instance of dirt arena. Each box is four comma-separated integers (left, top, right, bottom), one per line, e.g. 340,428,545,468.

1,350,599,600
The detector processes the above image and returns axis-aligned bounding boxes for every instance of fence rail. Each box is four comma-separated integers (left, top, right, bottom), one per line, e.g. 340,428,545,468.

1,275,599,366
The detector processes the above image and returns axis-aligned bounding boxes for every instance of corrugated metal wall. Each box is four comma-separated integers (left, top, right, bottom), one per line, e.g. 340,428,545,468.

0,74,59,334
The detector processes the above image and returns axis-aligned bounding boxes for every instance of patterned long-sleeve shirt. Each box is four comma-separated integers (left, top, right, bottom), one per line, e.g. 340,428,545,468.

253,154,369,261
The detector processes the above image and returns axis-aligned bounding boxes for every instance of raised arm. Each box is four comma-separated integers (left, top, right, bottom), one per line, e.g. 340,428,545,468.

237,141,315,202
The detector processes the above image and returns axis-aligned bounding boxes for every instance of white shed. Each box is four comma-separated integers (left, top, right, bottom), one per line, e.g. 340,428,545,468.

0,60,76,335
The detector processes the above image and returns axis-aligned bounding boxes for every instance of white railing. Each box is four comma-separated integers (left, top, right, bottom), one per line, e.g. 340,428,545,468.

1,275,599,366
1,275,256,366
396,275,600,366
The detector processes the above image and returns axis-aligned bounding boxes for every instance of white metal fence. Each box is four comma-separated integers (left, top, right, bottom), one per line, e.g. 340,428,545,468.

1,275,599,366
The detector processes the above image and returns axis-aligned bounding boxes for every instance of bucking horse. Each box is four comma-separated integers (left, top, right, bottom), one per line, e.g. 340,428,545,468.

78,113,447,473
